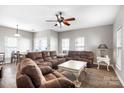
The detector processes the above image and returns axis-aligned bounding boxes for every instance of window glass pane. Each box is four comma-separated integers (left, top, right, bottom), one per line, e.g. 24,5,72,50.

34,37,48,51
5,37,18,58
75,37,85,51
18,38,30,52
62,38,69,51
6,37,17,47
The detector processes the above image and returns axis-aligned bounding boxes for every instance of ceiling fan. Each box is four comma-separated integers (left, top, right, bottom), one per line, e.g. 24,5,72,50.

46,12,76,28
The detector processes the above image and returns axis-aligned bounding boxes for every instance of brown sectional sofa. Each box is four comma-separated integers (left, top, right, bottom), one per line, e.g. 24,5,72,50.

16,58,75,88
26,51,94,68
16,51,94,88
26,51,66,68
66,51,94,67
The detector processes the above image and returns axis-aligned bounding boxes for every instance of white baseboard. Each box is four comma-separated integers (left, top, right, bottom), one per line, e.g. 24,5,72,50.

112,65,124,87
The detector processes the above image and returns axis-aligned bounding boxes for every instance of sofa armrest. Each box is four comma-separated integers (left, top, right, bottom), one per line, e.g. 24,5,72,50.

16,74,35,88
40,66,53,75
44,77,75,88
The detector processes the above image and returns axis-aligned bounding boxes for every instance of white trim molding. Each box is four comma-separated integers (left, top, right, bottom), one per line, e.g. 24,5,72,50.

112,65,124,87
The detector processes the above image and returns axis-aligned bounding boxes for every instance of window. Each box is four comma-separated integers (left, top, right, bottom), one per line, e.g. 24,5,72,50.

6,37,17,47
34,38,40,51
40,37,47,51
62,38,69,52
18,38,31,52
50,37,57,51
34,37,48,51
116,28,122,70
75,37,85,51
5,37,18,58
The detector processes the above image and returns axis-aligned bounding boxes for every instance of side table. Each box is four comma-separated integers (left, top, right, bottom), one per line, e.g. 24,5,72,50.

97,55,110,71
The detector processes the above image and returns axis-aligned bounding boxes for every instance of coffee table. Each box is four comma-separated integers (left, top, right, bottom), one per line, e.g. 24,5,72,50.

58,60,87,87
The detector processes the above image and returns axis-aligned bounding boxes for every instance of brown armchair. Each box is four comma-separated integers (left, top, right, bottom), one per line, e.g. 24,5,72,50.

16,58,75,88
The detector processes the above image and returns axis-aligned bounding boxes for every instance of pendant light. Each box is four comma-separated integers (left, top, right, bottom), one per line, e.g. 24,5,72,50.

14,24,20,37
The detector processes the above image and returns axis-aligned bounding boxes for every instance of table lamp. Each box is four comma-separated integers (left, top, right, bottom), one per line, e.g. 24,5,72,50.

98,44,108,57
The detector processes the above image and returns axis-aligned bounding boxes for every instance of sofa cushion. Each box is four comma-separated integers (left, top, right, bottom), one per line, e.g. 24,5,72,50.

80,58,91,62
44,57,53,61
16,74,35,88
73,56,81,60
50,51,58,59
68,51,76,57
34,58,44,63
52,56,57,59
39,66,53,75
80,51,91,58
58,58,66,64
50,59,59,67
52,70,64,78
26,52,43,60
43,77,75,88
66,57,73,61
44,73,57,81
42,51,51,57
37,62,52,68
20,58,46,88
44,70,64,81
50,51,57,56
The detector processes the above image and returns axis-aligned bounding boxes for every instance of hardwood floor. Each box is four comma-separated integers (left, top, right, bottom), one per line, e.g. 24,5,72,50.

0,63,16,88
0,63,123,88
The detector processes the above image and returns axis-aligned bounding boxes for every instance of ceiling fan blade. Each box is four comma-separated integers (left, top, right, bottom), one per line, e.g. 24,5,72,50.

64,17,75,21
63,21,70,26
46,20,57,22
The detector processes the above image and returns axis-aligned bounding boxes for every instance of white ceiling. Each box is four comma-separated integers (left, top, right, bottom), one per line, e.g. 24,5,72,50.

0,5,120,32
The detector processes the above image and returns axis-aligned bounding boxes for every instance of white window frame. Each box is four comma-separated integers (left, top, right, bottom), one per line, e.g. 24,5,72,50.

75,37,85,51
62,38,69,52
116,27,122,70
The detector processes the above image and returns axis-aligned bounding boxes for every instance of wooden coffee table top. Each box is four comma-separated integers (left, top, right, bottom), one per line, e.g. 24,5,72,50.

58,60,87,71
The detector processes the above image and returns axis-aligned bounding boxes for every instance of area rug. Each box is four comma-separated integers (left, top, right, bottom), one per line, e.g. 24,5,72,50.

58,64,123,88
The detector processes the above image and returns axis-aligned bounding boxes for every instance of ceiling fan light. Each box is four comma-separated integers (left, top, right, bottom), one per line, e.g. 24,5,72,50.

57,22,60,27
61,22,65,26
14,33,20,37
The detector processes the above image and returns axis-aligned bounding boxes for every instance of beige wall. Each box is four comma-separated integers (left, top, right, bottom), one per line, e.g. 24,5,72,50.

58,25,113,58
0,25,33,52
113,6,124,86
